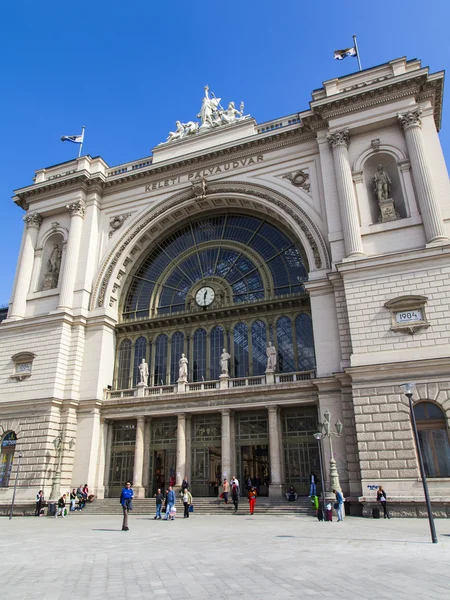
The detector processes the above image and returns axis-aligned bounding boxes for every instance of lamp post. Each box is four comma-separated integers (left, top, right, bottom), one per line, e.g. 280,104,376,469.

400,382,438,544
51,436,63,500
9,452,23,520
313,432,326,519
318,410,343,494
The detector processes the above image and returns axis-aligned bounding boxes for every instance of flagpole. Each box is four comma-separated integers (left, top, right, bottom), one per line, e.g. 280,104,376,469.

353,35,362,71
78,126,85,158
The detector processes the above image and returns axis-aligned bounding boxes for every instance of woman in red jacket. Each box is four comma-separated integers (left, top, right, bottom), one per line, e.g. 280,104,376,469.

248,486,257,515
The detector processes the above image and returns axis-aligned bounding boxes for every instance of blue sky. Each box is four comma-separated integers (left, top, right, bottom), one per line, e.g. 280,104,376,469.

1,0,449,304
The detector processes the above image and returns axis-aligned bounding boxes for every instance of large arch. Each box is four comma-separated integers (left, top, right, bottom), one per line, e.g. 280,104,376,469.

91,181,330,313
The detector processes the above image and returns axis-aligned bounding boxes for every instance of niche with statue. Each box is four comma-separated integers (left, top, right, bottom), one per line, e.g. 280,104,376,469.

363,153,407,224
38,234,64,291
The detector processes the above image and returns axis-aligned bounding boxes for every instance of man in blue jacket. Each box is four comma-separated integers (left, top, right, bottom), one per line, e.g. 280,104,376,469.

164,485,176,520
120,481,133,531
333,488,344,522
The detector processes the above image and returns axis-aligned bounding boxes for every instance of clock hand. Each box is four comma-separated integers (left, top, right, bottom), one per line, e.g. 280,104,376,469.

204,290,207,300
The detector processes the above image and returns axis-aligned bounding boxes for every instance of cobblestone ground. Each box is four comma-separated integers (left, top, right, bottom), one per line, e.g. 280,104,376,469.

2,513,450,599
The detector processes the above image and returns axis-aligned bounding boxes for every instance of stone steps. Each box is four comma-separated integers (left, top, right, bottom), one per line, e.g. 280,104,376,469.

74,497,315,516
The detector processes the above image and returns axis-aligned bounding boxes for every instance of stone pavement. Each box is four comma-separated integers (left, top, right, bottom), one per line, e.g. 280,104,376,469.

2,512,450,600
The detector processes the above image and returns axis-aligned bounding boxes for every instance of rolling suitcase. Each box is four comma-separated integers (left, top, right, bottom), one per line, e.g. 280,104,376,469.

326,508,333,521
372,507,380,519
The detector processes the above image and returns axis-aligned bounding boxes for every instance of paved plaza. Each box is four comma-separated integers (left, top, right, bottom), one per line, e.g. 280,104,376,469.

2,513,450,599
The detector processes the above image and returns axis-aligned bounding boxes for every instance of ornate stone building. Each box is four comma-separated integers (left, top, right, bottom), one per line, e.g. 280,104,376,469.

1,57,450,515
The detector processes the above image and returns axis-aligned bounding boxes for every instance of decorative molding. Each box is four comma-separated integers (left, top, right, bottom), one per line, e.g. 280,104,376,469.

384,295,429,336
327,129,350,149
191,178,207,201
397,108,422,131
109,213,132,238
23,212,43,229
371,138,380,152
282,170,311,194
66,199,86,218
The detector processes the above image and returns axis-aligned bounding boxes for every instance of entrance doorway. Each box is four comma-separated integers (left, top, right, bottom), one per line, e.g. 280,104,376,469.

151,449,176,494
191,414,222,497
237,444,270,496
149,417,177,496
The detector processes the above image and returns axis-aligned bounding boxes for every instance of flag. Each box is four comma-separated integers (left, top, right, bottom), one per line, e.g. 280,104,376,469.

61,130,84,144
334,47,357,61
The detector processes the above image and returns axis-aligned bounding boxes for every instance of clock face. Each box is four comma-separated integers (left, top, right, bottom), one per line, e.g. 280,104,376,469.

195,286,215,306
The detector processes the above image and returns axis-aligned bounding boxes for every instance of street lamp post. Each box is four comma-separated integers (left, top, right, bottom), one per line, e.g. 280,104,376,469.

9,452,23,520
51,436,63,500
319,410,343,494
400,382,438,544
313,432,326,520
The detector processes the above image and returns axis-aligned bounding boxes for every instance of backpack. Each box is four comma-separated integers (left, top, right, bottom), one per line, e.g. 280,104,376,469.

372,507,380,519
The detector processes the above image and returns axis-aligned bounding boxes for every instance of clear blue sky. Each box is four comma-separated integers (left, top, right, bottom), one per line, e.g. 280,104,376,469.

1,0,449,304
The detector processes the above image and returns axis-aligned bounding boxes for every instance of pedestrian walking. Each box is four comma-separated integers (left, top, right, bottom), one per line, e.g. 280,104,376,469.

231,476,239,495
333,488,344,522
248,486,257,515
181,476,189,491
309,471,317,497
35,490,44,516
376,486,390,519
120,481,133,531
231,482,239,513
222,478,229,504
183,488,193,518
153,488,163,519
55,494,66,518
164,486,176,520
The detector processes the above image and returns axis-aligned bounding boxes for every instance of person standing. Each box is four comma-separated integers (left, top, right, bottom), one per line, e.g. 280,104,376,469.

55,494,66,518
248,486,257,515
183,488,193,518
377,486,390,519
164,486,176,520
222,478,230,504
120,481,133,531
333,488,344,522
309,471,317,497
231,476,239,494
231,482,239,513
70,489,77,511
181,476,189,492
35,490,44,516
154,488,163,520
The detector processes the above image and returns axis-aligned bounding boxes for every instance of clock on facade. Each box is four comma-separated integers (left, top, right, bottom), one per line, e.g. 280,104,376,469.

195,286,215,306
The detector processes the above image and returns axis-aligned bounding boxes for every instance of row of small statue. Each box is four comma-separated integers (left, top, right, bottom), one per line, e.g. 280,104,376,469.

138,342,277,385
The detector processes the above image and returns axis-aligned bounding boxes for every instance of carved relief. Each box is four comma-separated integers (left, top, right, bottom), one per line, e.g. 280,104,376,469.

66,199,86,218
23,213,43,229
327,129,350,149
282,170,311,194
371,138,380,152
109,213,132,238
191,178,207,201
397,108,422,131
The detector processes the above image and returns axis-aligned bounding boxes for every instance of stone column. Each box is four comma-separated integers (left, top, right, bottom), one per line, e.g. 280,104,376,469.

327,129,365,259
103,421,113,496
221,409,231,482
133,416,145,498
9,213,43,320
96,419,109,499
268,405,282,497
58,199,86,310
398,109,449,244
176,413,186,488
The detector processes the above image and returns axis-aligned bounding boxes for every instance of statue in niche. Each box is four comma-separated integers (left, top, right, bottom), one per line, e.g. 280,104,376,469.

138,358,149,386
178,354,188,382
266,341,277,372
220,348,231,376
372,164,399,223
373,164,391,202
43,243,63,290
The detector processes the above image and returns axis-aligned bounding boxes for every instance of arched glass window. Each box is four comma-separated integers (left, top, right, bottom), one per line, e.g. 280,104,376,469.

251,320,267,375
132,336,147,387
0,431,17,487
154,334,168,385
193,328,207,382
295,314,316,372
276,316,295,373
414,402,450,478
234,322,249,377
170,332,185,384
210,325,224,380
117,339,132,389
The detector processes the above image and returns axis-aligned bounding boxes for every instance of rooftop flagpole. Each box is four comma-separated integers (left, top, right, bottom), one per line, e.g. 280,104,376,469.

353,35,362,71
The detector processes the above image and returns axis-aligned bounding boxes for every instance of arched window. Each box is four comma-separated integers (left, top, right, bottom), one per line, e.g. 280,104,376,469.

0,431,17,487
154,334,168,385
414,402,450,478
210,325,224,380
193,328,207,382
276,316,295,373
132,336,147,387
251,320,267,375
233,322,249,377
117,339,132,389
295,314,316,372
170,332,185,383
